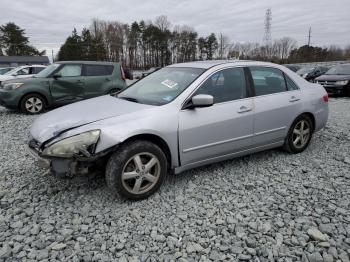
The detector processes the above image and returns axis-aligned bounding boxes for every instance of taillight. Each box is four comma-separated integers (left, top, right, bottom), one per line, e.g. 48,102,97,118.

323,94,329,102
120,66,126,81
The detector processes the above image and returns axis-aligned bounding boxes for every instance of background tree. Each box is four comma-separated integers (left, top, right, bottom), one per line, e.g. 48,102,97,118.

0,22,43,56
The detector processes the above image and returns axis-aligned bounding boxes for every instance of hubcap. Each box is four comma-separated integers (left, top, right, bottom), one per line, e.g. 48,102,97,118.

292,120,311,149
121,152,160,195
25,97,43,113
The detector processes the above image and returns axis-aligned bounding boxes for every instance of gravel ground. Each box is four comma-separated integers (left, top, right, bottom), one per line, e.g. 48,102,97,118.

0,98,350,262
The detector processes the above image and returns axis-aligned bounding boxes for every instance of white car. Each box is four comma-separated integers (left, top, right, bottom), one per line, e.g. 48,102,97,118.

0,65,46,83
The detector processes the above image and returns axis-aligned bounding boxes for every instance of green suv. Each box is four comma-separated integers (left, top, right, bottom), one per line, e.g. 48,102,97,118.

0,61,127,114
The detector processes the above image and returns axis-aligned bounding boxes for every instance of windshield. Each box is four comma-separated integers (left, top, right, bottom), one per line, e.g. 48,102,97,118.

35,63,60,78
4,67,20,75
118,67,205,106
325,64,350,75
297,67,314,74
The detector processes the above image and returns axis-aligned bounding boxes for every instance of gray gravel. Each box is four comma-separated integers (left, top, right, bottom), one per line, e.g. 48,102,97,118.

0,98,350,261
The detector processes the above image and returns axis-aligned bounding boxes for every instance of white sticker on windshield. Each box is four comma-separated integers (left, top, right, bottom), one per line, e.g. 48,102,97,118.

161,79,178,89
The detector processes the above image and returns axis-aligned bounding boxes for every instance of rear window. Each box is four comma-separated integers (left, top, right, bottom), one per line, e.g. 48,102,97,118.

85,65,114,76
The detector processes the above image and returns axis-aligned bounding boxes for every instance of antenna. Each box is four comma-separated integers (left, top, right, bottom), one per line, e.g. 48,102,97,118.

264,8,272,45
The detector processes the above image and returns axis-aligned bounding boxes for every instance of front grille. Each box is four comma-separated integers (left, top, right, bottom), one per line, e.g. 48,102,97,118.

318,80,336,86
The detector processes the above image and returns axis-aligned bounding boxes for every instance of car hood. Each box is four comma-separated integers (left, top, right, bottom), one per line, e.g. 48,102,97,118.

315,74,350,81
0,75,15,82
30,95,154,143
3,76,43,84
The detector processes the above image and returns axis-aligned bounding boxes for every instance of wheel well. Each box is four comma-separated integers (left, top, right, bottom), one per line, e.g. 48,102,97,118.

19,92,48,109
122,134,172,167
300,112,315,130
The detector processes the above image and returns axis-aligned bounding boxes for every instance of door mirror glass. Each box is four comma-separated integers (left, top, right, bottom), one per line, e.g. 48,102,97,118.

191,94,214,108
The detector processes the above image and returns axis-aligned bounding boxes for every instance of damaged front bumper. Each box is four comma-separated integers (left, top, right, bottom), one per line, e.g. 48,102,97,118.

28,138,115,177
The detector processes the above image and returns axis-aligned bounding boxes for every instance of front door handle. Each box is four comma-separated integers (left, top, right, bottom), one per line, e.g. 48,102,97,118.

289,96,300,102
238,106,252,113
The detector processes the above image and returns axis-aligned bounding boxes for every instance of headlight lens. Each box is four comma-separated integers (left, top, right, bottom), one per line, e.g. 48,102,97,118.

335,80,349,86
2,82,24,90
42,130,100,158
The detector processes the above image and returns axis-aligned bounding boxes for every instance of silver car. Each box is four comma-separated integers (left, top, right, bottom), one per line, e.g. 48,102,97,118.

28,61,329,199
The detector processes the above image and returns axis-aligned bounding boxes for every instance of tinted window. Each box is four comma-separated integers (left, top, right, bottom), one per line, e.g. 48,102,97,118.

284,74,299,91
250,67,287,96
85,65,114,76
195,67,247,104
58,65,82,77
33,67,44,74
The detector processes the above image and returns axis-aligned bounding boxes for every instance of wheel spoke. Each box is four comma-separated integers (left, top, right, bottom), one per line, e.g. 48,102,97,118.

132,178,143,193
122,171,139,180
293,136,301,145
293,129,301,135
303,128,310,135
144,157,157,173
133,155,143,170
300,121,305,130
144,173,157,183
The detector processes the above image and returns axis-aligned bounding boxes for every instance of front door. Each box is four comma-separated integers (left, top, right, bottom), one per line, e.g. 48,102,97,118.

179,67,254,166
50,64,85,105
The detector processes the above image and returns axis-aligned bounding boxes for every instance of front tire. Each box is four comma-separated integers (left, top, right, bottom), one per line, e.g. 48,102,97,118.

105,140,167,200
20,94,46,114
284,114,314,154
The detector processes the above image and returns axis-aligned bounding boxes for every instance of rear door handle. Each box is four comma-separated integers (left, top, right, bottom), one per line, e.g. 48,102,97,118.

289,96,300,102
238,106,252,113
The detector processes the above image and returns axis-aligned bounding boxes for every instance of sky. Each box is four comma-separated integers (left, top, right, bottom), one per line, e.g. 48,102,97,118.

1,0,349,59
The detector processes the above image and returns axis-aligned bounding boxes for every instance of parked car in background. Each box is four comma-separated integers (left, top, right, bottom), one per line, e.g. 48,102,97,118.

0,61,126,114
141,67,161,78
28,60,328,200
0,67,15,75
284,64,301,72
0,65,46,84
315,63,350,96
296,66,329,82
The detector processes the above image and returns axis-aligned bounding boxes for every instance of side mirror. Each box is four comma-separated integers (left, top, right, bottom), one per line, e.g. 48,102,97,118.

53,73,62,79
189,94,214,109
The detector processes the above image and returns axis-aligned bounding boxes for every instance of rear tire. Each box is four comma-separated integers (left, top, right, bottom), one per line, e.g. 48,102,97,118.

20,94,46,114
105,140,167,200
283,114,314,154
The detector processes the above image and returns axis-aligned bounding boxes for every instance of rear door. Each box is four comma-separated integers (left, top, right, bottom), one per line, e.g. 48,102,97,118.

82,64,115,98
179,67,254,165
249,66,302,147
50,64,85,105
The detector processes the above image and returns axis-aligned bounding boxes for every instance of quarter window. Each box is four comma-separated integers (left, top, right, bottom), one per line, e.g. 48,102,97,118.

195,68,247,103
85,65,114,76
250,67,287,96
58,65,82,77
284,74,299,91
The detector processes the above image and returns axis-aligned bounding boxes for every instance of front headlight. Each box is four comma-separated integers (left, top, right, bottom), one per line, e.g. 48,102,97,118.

2,82,24,90
335,80,349,86
42,130,100,158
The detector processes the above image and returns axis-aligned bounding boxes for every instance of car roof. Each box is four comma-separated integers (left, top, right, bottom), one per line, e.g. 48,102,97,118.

55,61,120,66
168,60,281,69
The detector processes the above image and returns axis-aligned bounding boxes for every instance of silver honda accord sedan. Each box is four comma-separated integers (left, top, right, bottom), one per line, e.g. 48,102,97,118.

28,60,329,199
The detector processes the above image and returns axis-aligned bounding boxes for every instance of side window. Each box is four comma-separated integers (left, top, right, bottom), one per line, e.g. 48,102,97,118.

16,68,30,75
58,65,82,77
195,67,247,104
284,74,299,91
85,65,114,76
250,67,287,96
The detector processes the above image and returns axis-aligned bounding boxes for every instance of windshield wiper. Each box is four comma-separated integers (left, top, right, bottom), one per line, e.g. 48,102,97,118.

118,96,140,103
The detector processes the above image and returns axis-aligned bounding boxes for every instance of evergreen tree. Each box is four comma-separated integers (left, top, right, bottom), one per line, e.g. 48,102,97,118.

58,28,83,61
0,22,43,56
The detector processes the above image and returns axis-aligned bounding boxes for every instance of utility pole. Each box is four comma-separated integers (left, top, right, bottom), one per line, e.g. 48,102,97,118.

220,33,223,59
307,27,312,46
51,49,54,63
263,9,272,45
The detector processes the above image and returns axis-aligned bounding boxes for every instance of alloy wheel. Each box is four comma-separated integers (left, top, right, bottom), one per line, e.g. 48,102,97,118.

25,97,43,113
292,120,311,149
121,152,161,195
